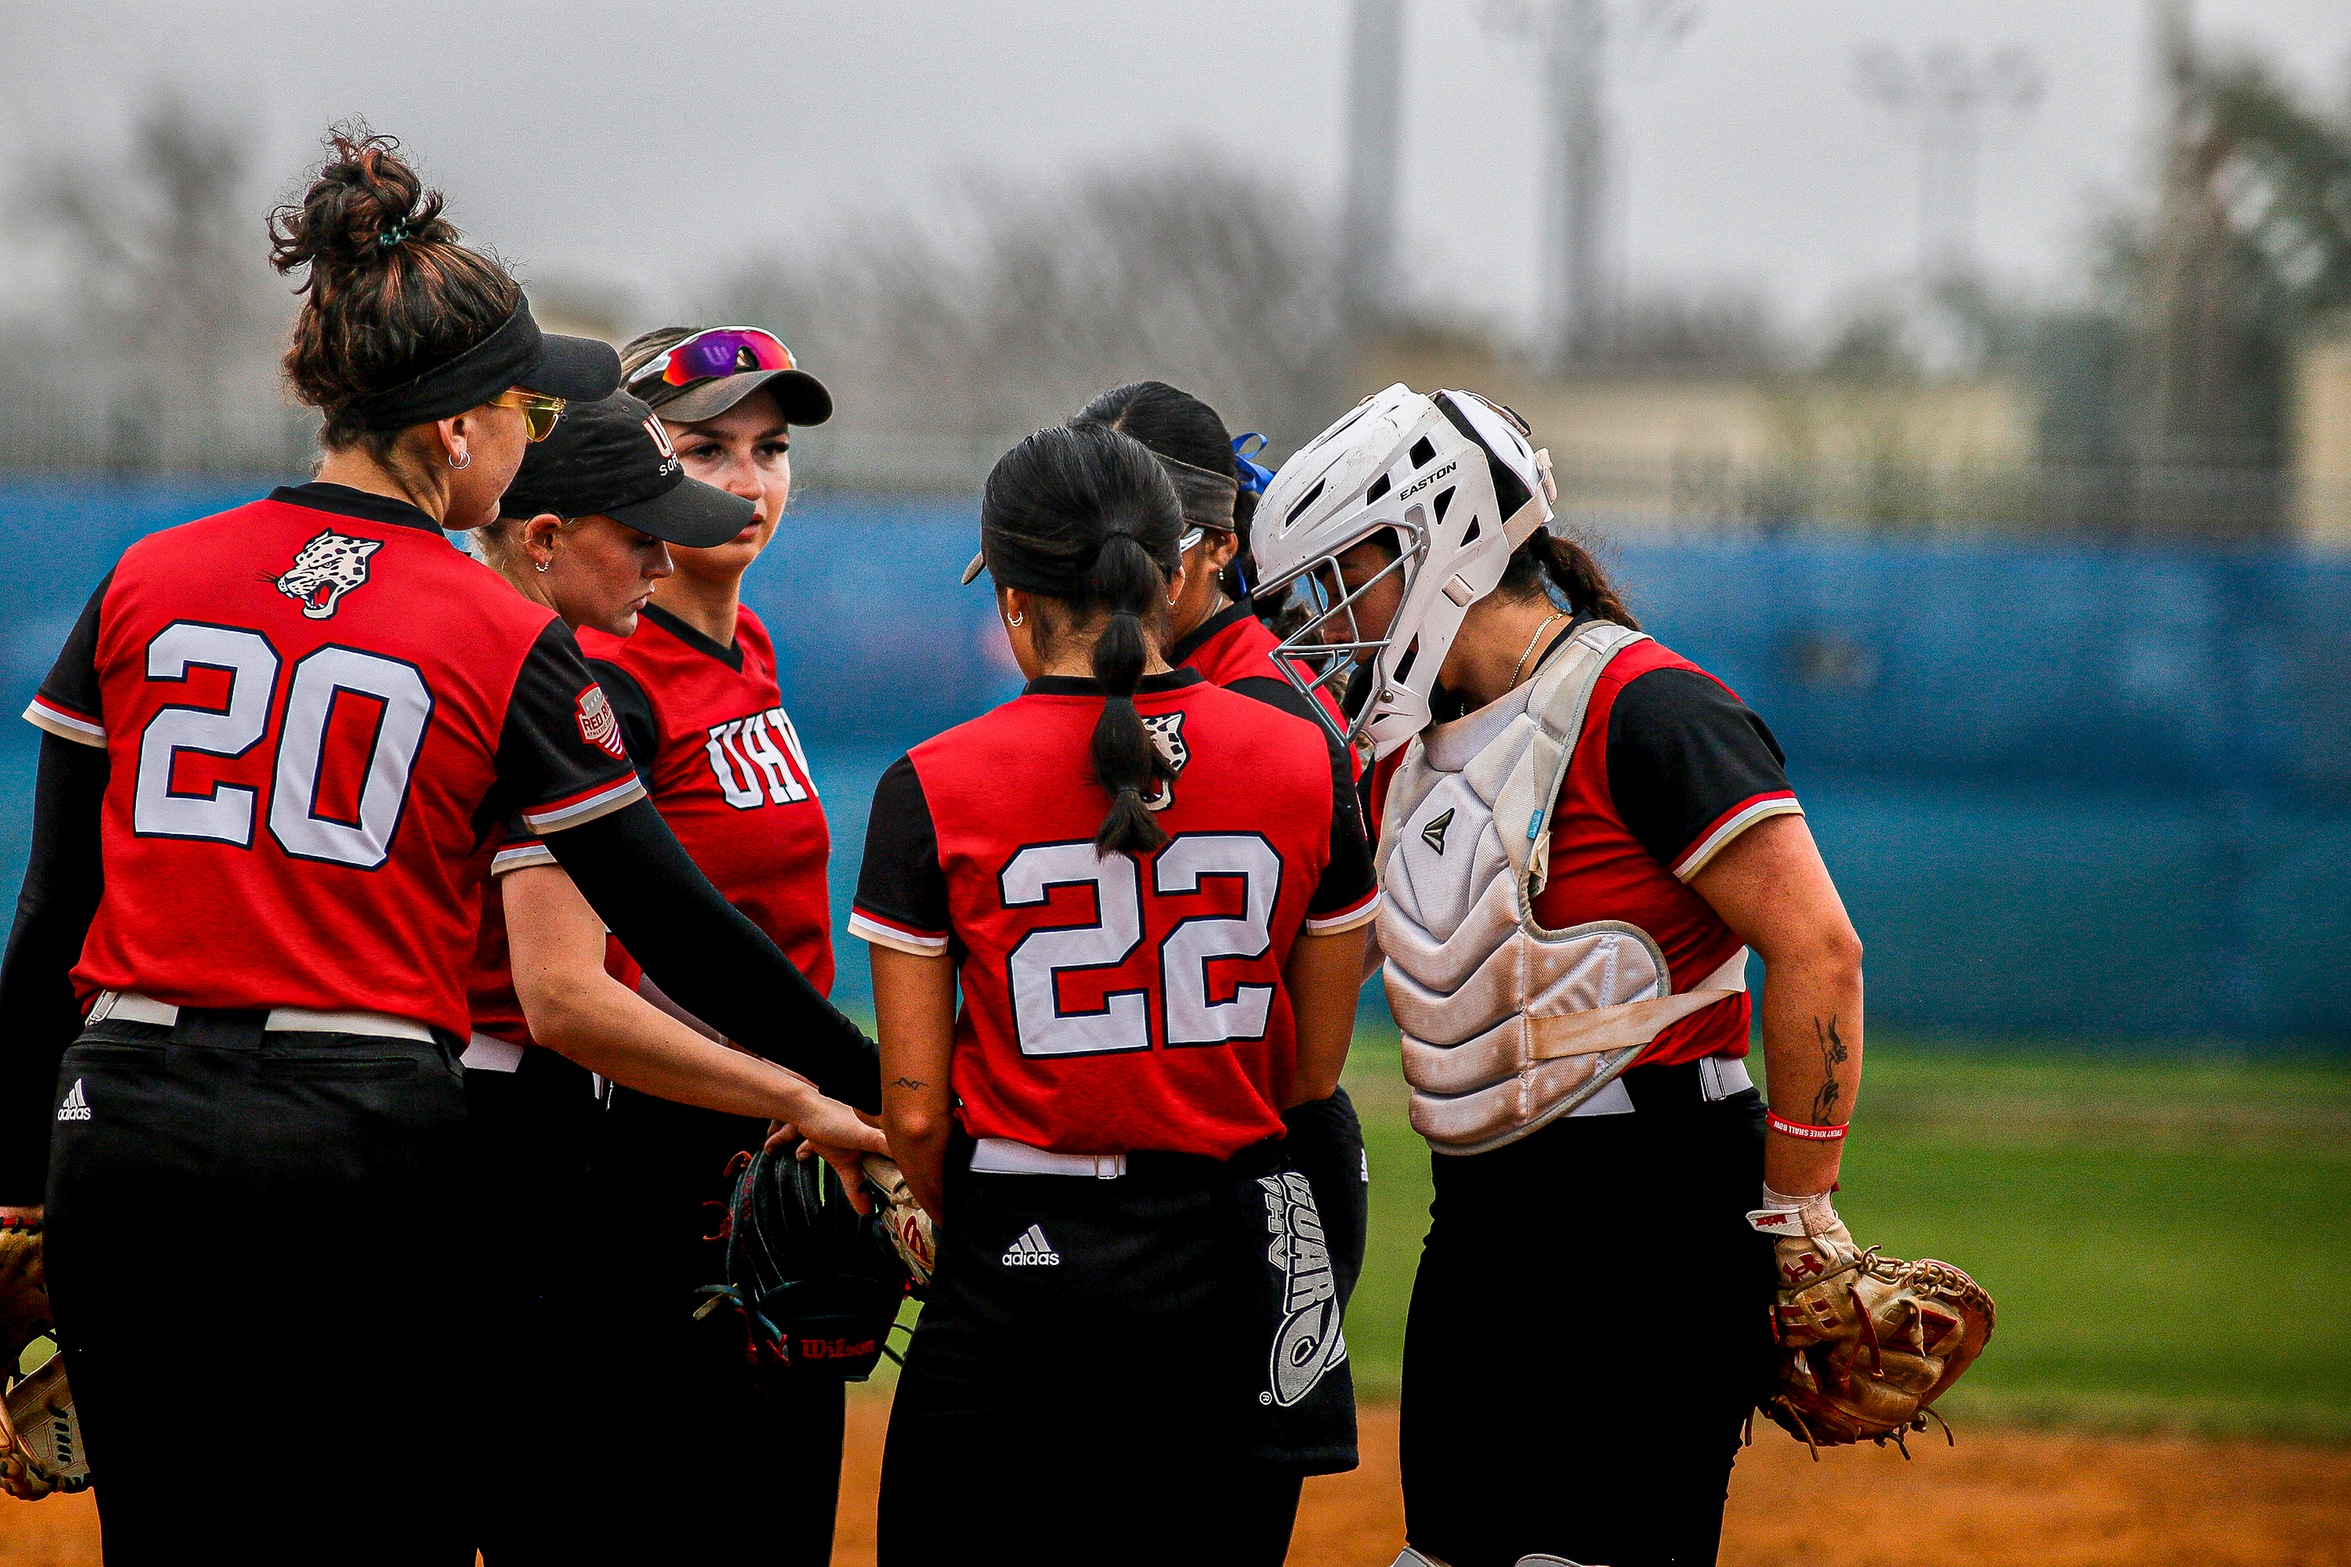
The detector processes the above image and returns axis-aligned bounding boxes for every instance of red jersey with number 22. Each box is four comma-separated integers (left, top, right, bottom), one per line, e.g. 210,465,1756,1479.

851,671,1378,1160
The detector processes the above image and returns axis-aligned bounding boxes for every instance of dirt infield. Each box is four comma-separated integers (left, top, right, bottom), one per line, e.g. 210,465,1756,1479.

3,1400,2346,1564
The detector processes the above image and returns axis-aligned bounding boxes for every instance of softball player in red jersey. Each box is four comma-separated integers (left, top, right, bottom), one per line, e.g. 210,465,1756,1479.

1072,380,1373,1476
0,134,875,1566
562,325,853,1566
860,423,1379,1567
457,390,884,1564
1253,386,1866,1567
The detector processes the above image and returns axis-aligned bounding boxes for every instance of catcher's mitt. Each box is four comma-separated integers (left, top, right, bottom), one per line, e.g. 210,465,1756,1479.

0,1218,88,1500
1749,1191,1994,1457
693,1148,916,1389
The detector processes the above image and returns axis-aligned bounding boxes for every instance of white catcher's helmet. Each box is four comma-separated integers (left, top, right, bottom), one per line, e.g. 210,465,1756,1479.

1251,384,1557,760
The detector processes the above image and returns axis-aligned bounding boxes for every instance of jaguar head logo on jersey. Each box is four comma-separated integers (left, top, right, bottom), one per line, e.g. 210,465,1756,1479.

1139,711,1190,813
1257,1171,1347,1407
575,684,627,760
273,530,383,620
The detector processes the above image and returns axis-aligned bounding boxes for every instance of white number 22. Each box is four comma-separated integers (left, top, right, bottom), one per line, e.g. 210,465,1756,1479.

999,833,1282,1058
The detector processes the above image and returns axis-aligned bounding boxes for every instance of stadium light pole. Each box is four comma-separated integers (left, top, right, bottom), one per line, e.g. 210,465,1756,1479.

1855,42,2044,286
1343,0,1408,338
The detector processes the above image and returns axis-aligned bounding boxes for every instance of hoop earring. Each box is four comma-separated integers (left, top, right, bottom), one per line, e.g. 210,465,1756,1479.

1007,612,1024,628
448,450,472,471
533,558,551,574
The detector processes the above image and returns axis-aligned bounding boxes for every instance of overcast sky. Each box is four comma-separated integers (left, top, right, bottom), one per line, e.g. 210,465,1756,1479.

3,0,2346,343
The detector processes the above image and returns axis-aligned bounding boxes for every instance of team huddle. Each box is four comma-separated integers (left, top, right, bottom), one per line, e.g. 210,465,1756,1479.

0,132,1990,1567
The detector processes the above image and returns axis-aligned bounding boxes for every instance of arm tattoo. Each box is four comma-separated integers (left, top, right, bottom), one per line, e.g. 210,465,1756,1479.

890,1076,927,1091
1809,1015,1849,1123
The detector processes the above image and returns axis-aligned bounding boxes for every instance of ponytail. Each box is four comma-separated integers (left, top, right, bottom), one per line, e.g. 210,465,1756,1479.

1087,531,1173,856
1499,529,1640,631
975,423,1186,857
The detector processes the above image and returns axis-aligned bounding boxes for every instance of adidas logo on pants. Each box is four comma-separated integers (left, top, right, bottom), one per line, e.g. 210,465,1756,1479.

1000,1223,1060,1266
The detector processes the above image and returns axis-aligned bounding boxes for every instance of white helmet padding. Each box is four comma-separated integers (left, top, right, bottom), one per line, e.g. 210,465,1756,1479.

1251,384,1557,761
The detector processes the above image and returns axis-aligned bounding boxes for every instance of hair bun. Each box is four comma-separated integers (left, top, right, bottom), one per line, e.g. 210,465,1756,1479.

269,125,456,281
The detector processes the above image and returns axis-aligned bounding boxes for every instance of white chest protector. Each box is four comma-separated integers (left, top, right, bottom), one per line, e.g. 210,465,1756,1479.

1375,621,1750,1155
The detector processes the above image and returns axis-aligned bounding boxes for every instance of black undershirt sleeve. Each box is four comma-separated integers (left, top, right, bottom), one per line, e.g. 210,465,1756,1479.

853,755,949,938
0,735,110,1203
1605,667,1795,871
545,798,881,1112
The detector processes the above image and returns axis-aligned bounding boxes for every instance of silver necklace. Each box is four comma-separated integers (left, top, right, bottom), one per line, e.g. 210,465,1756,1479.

1511,611,1567,687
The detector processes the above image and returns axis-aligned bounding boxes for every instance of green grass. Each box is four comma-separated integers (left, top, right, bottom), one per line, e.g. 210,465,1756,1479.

1341,1032,2351,1439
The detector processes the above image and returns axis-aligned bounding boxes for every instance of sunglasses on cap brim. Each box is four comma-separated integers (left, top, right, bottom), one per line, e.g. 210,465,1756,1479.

626,327,797,393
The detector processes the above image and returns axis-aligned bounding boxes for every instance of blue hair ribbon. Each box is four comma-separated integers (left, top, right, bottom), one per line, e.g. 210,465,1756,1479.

1232,432,1275,495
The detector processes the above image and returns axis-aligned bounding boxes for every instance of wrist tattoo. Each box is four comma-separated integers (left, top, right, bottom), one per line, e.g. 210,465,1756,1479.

1809,1015,1849,1123
891,1076,927,1091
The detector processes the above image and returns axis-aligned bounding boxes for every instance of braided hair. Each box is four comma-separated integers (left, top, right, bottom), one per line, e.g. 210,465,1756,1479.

979,423,1187,855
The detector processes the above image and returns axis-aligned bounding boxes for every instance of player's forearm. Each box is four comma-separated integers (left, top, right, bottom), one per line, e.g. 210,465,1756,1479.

526,973,816,1121
1754,934,1864,1196
871,946,958,1221
1284,926,1367,1107
547,800,880,1110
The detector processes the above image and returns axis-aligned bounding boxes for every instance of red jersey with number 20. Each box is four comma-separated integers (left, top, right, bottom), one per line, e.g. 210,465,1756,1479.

852,671,1378,1160
25,484,645,1035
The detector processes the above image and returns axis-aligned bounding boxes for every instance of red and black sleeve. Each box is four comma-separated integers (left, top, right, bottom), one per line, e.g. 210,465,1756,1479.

23,572,111,748
1306,730,1380,933
848,755,951,956
1604,667,1801,881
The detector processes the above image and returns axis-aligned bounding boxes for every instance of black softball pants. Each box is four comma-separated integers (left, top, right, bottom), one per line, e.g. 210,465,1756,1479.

878,1142,1304,1567
1399,1061,1777,1567
581,1087,847,1566
43,1011,472,1566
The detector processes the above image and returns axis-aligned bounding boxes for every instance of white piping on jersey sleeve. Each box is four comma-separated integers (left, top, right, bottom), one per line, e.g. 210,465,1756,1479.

520,776,647,835
490,840,558,874
1671,792,1803,882
24,697,105,747
847,908,951,957
1304,886,1383,935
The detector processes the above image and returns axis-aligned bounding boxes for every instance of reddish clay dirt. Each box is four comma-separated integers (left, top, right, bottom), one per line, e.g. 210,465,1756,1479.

3,1401,2346,1565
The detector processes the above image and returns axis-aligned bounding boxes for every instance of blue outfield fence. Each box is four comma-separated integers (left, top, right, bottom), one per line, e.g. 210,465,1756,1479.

1,476,2345,1044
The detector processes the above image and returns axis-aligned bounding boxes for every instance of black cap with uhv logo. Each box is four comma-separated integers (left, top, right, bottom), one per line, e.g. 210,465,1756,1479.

498,391,756,548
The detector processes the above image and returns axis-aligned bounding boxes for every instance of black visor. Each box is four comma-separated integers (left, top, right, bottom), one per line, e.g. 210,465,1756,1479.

346,296,621,432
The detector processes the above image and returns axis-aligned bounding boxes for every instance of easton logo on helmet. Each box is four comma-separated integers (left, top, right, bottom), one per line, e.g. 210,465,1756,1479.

1257,1171,1347,1407
575,685,626,759
273,529,383,620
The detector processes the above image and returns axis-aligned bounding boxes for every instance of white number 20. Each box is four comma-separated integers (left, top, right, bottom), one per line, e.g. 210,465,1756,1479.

133,622,434,870
999,833,1282,1058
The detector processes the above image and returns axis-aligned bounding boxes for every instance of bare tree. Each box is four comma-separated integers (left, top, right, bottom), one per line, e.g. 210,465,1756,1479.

4,86,292,467
708,158,1343,485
